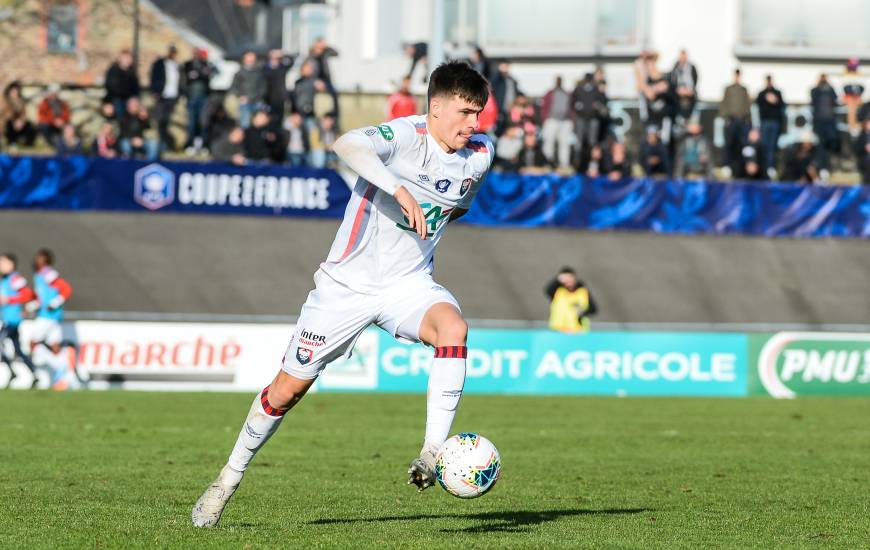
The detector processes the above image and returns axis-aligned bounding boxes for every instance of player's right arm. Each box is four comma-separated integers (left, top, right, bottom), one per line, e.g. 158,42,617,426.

333,122,427,240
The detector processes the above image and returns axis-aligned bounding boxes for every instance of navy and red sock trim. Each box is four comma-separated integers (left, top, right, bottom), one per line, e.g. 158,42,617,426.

434,346,468,359
260,385,288,417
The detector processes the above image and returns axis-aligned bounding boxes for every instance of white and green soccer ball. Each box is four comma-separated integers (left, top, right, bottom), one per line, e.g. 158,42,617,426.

435,433,501,499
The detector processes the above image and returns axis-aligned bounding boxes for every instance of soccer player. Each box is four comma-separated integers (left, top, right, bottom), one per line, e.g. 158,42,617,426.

0,253,39,388
192,61,494,527
29,249,72,357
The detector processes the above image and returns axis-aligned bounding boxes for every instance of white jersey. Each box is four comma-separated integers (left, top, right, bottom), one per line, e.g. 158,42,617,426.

320,115,494,293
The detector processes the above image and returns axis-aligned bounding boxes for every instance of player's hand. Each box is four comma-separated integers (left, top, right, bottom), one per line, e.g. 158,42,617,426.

394,186,427,240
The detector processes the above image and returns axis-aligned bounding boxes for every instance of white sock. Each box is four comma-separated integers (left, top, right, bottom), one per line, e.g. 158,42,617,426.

225,386,286,483
423,346,467,454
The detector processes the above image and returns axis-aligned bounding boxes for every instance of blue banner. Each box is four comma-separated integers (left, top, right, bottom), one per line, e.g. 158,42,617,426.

0,155,351,217
463,173,870,238
369,329,747,397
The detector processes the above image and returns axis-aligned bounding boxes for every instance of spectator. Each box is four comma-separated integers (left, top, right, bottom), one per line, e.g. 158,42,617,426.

669,49,699,122
843,57,865,135
810,73,839,181
572,72,608,164
675,122,713,179
491,61,521,133
385,77,417,121
309,112,338,168
211,126,246,166
855,117,870,184
756,75,787,177
1,81,36,148
604,140,631,181
119,97,158,160
403,42,428,82
91,121,119,158
639,127,671,178
182,47,216,153
517,131,549,173
292,60,321,130
306,38,339,120
635,51,673,136
508,95,537,135
203,98,235,150
719,69,752,176
54,124,84,156
283,111,309,166
231,50,265,129
477,90,498,135
36,84,71,145
98,101,117,123
737,127,764,180
584,143,605,178
263,49,293,128
493,124,523,171
244,109,283,163
104,49,140,116
149,44,181,152
545,267,597,333
782,131,819,183
540,76,574,170
468,46,491,79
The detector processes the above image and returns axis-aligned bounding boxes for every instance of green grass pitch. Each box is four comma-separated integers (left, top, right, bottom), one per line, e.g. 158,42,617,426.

2,391,868,548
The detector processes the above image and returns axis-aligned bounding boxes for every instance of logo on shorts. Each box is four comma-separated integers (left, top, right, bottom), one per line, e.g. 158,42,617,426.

299,329,327,347
460,178,472,196
435,179,451,193
296,347,314,365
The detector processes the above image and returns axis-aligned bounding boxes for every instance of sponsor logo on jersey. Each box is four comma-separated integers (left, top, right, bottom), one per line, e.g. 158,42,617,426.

417,174,430,185
134,163,175,211
299,329,327,347
296,347,314,365
435,179,451,193
364,127,378,136
460,178,472,196
377,124,395,141
396,203,453,238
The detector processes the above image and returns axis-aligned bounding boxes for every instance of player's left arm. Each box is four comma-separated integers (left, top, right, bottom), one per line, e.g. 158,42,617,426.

48,277,72,310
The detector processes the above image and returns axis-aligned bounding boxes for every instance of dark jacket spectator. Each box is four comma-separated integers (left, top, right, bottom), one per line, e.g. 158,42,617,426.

856,119,870,184
91,122,119,158
104,50,140,109
118,97,157,159
603,141,632,181
810,74,840,175
493,125,523,171
669,49,699,119
211,126,247,166
54,124,84,156
737,127,764,179
307,38,337,86
572,73,608,156
182,49,216,150
756,76,787,174
262,50,293,124
811,75,838,122
719,69,752,173
244,110,283,162
782,132,819,183
491,62,521,116
639,129,671,177
292,61,320,119
404,41,427,81
231,53,265,102
1,81,35,147
468,46,491,80
149,45,181,150
517,132,549,173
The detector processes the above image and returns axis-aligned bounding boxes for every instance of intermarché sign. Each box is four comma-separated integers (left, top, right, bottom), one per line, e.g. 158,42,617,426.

752,332,870,398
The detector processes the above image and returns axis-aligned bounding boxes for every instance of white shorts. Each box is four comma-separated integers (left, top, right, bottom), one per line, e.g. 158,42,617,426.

281,269,460,380
29,317,63,346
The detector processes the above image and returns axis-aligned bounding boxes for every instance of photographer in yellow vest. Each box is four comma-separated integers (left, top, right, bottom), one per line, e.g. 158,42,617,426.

545,267,597,333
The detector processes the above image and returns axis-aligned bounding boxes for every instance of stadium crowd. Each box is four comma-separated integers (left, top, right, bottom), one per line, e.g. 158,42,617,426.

0,42,868,184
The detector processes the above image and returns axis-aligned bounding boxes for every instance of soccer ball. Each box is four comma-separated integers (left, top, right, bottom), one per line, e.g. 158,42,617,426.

435,433,501,499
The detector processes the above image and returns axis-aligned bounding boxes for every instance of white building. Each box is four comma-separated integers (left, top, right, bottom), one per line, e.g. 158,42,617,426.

280,0,870,103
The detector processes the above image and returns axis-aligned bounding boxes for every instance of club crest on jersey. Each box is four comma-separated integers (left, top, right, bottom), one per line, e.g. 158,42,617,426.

460,178,472,196
296,347,313,365
435,179,451,193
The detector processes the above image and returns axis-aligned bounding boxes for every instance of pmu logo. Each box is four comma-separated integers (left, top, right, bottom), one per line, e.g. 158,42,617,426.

757,332,870,398
134,163,175,210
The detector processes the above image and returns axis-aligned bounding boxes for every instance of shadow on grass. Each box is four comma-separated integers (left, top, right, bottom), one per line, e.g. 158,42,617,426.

308,508,651,533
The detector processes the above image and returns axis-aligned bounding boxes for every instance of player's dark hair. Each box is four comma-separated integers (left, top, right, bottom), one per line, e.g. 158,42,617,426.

36,248,54,265
0,252,16,266
427,60,489,109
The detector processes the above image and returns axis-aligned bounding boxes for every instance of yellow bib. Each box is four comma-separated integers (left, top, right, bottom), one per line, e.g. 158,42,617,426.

548,287,591,333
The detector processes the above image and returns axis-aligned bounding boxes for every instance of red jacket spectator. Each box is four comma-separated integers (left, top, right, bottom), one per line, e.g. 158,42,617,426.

37,93,71,127
386,78,417,120
477,92,498,133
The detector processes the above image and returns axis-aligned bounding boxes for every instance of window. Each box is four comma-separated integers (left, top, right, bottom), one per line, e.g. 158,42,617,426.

445,0,646,57
737,0,870,58
46,2,78,54
281,4,329,55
